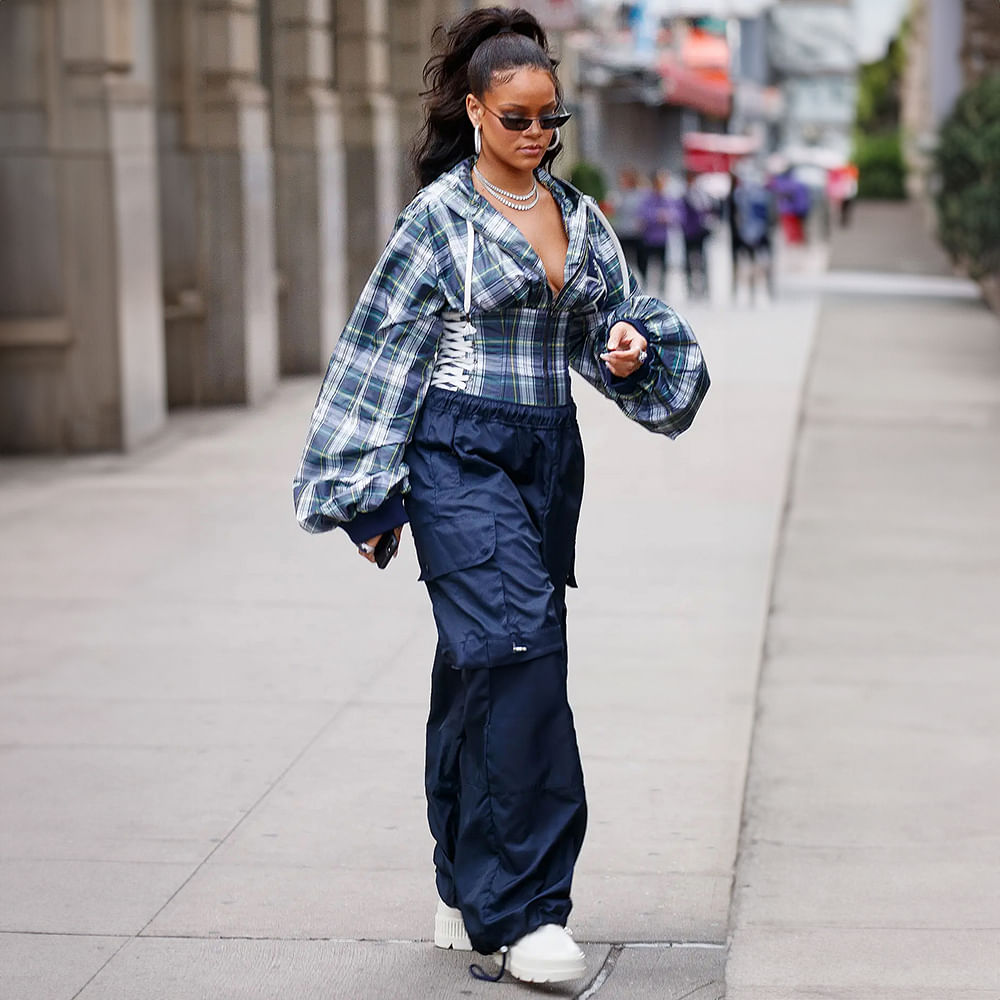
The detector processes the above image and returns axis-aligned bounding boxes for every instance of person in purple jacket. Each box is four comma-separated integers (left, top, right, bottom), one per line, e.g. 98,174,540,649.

770,168,811,244
637,169,677,293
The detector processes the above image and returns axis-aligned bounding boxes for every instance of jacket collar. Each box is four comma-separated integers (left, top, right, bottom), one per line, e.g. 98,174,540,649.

432,158,591,301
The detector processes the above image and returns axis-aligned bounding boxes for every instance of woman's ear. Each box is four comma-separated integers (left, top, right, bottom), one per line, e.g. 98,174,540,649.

465,93,481,127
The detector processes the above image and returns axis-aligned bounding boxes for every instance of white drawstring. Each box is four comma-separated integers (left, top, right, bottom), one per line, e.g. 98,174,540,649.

463,218,474,317
431,220,476,392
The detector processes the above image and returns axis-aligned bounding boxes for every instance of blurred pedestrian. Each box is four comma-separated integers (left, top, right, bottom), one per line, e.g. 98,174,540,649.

607,165,647,276
828,162,859,227
293,4,710,986
729,170,775,303
638,168,676,292
679,171,716,299
770,168,810,244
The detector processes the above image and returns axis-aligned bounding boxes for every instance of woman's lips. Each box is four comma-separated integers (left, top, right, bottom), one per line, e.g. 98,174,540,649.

520,145,543,155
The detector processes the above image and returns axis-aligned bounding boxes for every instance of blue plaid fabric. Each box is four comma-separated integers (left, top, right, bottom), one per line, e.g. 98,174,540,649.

294,158,709,533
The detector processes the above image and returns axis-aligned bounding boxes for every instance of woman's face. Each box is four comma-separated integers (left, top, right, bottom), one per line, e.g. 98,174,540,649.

467,66,559,172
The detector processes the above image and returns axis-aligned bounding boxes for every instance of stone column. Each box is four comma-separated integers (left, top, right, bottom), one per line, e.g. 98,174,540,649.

269,0,347,373
0,0,167,452
335,0,401,300
902,0,964,202
389,0,439,203
155,0,278,406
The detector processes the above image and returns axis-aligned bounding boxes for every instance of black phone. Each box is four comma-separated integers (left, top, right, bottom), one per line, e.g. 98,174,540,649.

374,529,399,569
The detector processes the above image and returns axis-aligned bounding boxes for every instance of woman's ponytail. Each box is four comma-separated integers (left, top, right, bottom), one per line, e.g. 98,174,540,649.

410,6,562,188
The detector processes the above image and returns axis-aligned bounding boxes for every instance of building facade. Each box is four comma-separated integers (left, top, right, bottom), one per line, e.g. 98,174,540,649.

0,0,461,453
766,0,857,162
902,0,1000,199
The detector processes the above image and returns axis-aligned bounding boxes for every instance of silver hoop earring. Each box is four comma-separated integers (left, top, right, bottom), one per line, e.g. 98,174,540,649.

474,123,482,157
549,127,561,151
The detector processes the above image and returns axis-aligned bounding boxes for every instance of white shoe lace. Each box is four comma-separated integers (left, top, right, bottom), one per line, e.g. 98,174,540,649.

431,311,475,392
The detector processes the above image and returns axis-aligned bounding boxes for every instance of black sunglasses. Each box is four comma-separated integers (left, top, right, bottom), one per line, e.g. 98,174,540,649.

480,103,572,132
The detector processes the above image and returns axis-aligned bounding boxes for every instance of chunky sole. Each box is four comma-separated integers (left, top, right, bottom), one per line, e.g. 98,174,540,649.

434,904,472,951
502,950,586,984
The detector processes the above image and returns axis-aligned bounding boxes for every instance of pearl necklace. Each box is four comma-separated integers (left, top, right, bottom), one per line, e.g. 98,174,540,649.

473,165,539,211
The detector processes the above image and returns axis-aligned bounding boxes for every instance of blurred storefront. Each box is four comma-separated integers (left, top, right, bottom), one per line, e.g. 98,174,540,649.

562,0,793,185
0,0,461,453
766,0,858,163
574,6,738,179
728,7,784,154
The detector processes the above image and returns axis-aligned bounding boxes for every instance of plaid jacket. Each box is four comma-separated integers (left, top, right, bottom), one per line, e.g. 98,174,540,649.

294,158,709,536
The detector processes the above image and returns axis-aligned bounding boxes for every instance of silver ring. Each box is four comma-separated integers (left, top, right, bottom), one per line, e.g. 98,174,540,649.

358,542,375,555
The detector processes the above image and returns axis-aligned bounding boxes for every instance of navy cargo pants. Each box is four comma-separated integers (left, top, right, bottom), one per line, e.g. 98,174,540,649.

404,387,588,955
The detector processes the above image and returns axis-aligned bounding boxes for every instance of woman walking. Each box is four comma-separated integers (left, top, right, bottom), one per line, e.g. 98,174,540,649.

293,6,709,985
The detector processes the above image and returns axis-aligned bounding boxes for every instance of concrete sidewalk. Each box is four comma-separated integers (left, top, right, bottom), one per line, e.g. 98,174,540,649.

0,243,814,995
725,204,1000,998
4,203,997,1000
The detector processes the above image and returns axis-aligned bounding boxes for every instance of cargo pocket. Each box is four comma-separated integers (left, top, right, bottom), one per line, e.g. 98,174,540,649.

412,513,563,670
412,513,504,670
415,512,496,583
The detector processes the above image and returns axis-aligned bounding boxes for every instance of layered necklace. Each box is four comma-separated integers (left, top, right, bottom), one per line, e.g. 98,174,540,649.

473,164,539,211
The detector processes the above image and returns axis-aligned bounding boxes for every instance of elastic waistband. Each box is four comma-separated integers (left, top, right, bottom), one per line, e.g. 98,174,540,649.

421,387,577,428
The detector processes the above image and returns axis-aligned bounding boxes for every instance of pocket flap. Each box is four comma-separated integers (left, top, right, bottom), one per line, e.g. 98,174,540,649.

414,513,496,582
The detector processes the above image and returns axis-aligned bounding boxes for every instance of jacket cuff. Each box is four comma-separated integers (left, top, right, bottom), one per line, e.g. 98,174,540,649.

601,317,653,394
342,493,408,545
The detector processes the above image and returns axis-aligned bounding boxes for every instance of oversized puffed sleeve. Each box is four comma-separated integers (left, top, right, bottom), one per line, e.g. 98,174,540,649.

569,210,710,437
293,205,444,533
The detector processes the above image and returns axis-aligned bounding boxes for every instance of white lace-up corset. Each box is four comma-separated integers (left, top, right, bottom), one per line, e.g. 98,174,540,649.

430,220,477,393
430,311,476,392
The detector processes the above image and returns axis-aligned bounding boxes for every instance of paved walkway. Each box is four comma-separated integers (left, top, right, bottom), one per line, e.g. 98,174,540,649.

1,203,996,999
726,204,1000,999
1,230,812,998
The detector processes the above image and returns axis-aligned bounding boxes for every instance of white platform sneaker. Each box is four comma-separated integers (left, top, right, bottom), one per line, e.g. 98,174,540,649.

433,899,472,951
497,924,586,983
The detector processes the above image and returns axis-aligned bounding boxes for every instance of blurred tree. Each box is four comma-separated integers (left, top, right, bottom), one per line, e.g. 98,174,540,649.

934,74,1000,285
856,34,904,134
569,161,608,203
853,30,907,199
854,133,906,199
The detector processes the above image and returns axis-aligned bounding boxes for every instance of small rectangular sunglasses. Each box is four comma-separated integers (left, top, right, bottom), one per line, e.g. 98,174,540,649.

484,106,573,132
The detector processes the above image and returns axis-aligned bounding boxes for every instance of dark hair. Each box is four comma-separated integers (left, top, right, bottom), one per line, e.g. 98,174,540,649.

411,6,562,188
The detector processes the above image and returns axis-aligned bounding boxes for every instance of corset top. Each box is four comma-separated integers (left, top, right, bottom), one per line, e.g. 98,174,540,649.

432,307,586,408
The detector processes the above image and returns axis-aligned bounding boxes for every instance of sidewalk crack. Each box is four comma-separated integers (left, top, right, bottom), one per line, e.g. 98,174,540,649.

676,979,722,1000
576,943,623,1000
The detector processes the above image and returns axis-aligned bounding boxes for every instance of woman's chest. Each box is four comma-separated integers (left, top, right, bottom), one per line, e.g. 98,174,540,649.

438,200,608,315
498,201,570,294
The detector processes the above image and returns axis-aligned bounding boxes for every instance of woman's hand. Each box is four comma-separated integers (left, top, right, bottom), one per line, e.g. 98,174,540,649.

358,525,404,565
600,322,649,378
